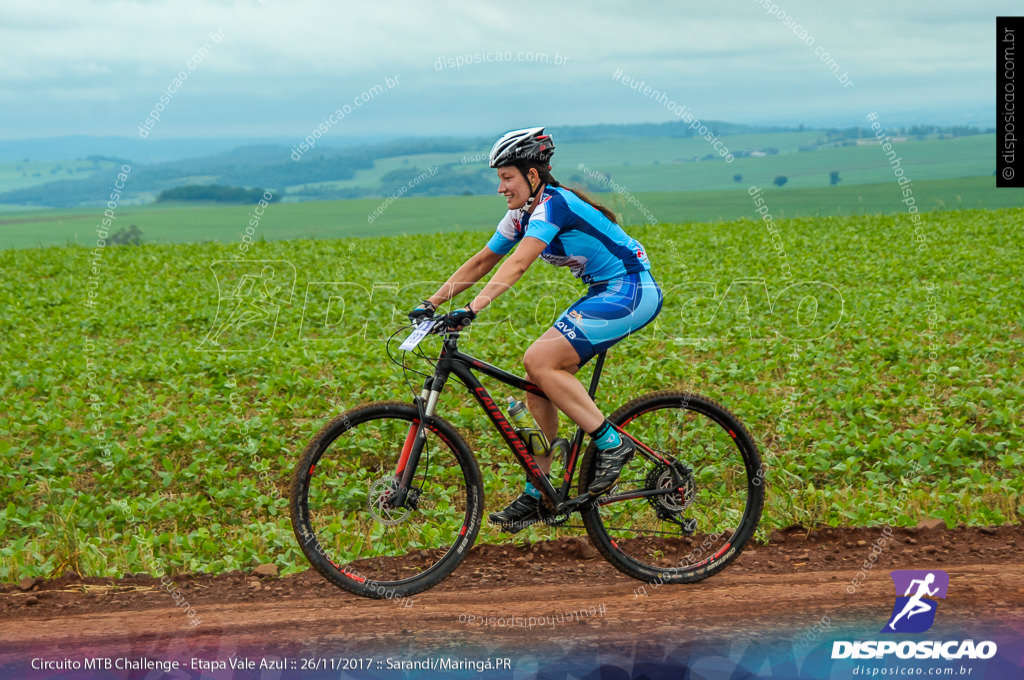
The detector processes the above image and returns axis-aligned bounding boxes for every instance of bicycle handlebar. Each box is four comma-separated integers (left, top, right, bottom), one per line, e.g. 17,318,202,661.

420,313,469,334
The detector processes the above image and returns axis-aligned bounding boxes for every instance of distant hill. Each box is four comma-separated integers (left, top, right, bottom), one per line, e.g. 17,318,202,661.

0,121,994,209
0,134,387,164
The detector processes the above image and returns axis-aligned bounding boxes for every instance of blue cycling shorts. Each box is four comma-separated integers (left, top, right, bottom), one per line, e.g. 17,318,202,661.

553,270,663,365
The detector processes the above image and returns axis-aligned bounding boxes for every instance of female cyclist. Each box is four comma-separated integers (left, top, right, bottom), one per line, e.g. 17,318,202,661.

408,127,662,532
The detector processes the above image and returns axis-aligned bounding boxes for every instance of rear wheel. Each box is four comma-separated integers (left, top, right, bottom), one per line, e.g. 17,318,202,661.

580,391,763,583
290,401,483,598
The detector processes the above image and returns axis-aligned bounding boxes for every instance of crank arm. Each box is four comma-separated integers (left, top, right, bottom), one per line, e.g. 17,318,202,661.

553,493,597,516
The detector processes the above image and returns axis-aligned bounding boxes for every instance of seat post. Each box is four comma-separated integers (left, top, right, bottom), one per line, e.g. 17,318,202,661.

587,351,607,399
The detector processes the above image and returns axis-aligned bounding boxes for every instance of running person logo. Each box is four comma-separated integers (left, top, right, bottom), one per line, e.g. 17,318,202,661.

882,570,949,634
832,569,996,660
196,260,296,352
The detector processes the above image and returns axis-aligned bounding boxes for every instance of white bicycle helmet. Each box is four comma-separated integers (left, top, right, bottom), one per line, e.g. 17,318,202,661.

488,127,555,168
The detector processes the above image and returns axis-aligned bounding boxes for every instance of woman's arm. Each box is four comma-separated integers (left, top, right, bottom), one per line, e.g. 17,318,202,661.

468,237,547,313
426,246,504,307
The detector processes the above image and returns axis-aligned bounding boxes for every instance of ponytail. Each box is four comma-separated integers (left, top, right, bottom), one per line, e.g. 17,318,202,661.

518,163,619,224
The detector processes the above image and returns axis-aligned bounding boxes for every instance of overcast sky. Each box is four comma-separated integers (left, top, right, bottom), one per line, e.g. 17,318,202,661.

0,0,1011,142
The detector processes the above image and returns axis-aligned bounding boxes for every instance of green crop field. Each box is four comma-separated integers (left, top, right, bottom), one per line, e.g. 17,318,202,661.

3,175,1022,250
1,205,1020,580
562,135,998,192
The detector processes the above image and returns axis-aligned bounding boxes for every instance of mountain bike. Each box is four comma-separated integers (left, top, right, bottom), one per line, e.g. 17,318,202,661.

290,317,764,599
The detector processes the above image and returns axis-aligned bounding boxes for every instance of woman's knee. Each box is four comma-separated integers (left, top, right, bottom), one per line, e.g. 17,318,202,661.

523,345,546,377
525,345,580,379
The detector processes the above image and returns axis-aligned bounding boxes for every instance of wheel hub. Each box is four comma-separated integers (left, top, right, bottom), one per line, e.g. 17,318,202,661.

368,477,419,525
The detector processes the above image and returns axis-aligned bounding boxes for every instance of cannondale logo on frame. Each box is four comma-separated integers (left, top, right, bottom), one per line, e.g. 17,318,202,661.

831,570,998,661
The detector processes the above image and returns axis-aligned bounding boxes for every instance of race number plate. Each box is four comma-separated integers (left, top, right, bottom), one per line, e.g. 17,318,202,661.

399,321,432,351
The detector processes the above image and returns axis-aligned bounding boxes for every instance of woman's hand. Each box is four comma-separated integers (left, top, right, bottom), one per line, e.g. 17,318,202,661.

444,307,476,329
408,300,436,323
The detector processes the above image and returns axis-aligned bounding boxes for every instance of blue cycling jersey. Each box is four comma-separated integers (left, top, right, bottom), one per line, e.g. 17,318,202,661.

486,186,652,284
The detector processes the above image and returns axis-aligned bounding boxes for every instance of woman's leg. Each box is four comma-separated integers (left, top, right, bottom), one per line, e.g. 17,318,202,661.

524,385,560,445
525,329,603,427
491,273,662,527
488,330,603,530
523,328,603,475
524,328,636,494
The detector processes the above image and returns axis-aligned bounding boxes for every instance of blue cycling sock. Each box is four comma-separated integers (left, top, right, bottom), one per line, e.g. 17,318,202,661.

524,481,541,499
590,419,622,450
524,472,552,499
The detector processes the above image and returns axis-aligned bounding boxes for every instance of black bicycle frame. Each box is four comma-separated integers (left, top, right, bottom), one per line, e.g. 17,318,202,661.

397,329,606,513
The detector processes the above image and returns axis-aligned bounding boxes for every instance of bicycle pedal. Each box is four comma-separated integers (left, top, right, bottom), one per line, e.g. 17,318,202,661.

541,513,569,527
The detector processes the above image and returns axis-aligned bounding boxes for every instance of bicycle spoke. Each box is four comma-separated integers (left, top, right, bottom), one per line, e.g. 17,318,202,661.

291,403,482,597
581,392,763,582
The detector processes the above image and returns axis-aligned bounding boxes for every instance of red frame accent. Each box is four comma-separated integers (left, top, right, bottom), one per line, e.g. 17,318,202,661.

472,386,545,479
617,426,671,466
395,419,419,476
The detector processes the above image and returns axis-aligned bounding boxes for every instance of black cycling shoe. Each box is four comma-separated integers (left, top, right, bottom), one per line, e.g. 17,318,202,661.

488,493,542,533
588,438,636,495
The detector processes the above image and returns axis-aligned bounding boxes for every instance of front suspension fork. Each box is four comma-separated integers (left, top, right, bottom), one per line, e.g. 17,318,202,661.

390,375,445,507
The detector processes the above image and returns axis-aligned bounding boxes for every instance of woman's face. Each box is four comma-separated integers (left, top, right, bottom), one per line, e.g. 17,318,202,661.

496,167,536,210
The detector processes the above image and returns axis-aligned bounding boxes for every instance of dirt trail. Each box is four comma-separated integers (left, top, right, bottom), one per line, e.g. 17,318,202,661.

1,526,1021,660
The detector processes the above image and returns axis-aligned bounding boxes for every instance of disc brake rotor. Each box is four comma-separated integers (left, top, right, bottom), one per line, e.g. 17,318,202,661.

645,461,696,514
368,477,414,525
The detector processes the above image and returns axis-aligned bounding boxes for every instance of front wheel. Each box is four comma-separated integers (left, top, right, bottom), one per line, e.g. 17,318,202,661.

579,391,764,583
290,401,483,599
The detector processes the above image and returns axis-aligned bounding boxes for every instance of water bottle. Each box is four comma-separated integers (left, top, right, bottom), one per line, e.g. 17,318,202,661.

507,398,549,457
